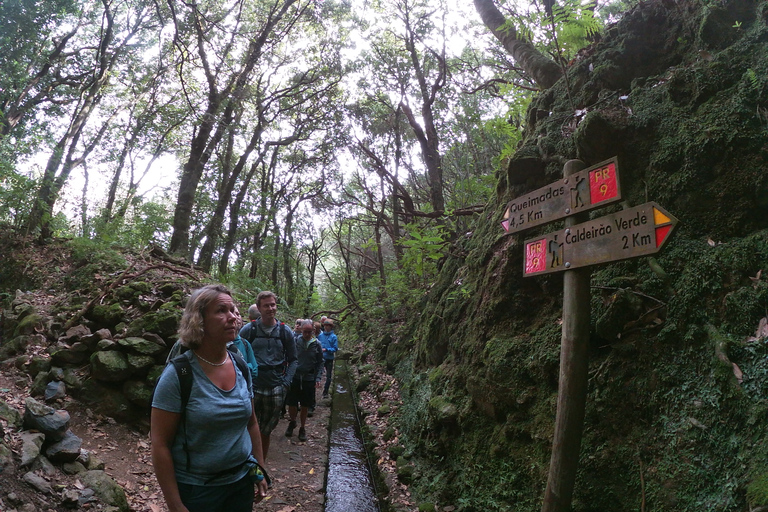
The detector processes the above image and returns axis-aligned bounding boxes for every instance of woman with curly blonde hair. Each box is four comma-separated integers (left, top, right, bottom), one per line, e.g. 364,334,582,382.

151,284,268,512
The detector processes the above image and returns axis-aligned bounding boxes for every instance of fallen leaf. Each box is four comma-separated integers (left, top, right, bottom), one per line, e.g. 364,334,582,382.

733,363,743,384
757,317,768,339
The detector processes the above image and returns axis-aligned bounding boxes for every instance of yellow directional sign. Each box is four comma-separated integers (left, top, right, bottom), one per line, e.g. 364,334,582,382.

523,202,678,276
501,157,622,234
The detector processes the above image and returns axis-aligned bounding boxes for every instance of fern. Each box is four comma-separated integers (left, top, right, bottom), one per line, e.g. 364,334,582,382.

745,68,759,91
550,0,601,60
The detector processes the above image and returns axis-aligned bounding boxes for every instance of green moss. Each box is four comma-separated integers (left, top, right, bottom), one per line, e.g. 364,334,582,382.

88,303,125,329
747,474,768,507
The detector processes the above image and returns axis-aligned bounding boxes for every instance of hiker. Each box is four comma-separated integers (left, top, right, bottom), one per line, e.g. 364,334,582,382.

284,320,323,442
231,307,259,383
239,291,297,459
317,319,338,398
151,284,268,512
293,318,303,338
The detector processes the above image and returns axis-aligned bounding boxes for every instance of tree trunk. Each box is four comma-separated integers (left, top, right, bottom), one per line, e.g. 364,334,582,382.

473,0,562,89
167,0,300,259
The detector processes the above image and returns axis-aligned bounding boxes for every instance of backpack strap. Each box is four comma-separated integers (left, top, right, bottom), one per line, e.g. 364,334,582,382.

228,345,252,391
168,354,194,472
168,348,251,472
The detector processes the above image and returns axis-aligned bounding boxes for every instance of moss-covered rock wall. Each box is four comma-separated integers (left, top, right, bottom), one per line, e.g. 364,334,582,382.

372,0,768,510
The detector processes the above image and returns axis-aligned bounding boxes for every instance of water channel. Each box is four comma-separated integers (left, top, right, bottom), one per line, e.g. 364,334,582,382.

324,360,381,512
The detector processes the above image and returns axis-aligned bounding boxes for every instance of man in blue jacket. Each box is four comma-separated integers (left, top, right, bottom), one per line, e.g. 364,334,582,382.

317,319,338,398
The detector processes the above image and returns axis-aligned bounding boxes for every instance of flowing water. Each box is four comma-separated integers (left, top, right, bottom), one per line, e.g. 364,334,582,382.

325,360,381,512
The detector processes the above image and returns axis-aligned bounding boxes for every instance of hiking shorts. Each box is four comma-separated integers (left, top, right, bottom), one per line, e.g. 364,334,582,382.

253,384,287,435
285,379,317,409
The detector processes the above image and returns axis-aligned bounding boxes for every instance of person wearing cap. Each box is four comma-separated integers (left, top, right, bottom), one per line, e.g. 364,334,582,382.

317,319,338,398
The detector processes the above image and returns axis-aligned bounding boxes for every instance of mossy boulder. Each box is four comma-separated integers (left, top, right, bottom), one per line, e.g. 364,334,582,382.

80,470,129,512
0,399,22,430
0,334,41,360
50,344,90,366
89,351,132,382
12,312,43,338
78,380,136,422
117,336,166,356
122,380,153,408
396,456,415,483
125,310,180,340
125,353,156,375
87,303,125,330
27,355,52,377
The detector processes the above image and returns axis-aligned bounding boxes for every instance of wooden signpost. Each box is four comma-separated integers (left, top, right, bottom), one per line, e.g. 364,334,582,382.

502,158,678,512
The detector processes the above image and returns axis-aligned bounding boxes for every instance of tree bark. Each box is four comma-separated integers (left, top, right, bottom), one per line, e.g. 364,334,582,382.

473,0,562,89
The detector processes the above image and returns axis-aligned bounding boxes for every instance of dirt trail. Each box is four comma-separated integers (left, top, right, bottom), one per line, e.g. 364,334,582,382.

1,364,332,512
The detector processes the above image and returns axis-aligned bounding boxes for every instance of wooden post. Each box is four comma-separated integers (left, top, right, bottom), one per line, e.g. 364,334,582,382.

542,159,591,512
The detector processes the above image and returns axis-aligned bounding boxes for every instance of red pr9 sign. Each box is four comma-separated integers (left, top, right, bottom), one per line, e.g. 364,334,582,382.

525,238,547,274
588,162,618,205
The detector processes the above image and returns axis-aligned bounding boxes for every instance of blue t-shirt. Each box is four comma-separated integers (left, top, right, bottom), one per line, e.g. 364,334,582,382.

152,351,253,485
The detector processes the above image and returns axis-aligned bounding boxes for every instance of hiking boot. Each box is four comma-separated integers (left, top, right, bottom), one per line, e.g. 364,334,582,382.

307,407,314,417
298,427,307,442
322,392,329,399
285,420,297,437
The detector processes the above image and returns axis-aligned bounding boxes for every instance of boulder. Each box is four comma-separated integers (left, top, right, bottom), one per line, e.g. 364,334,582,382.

80,470,129,512
79,380,135,421
19,432,45,467
141,331,170,349
125,309,179,340
81,328,113,350
51,343,89,366
30,454,57,475
88,303,125,329
62,460,87,474
126,353,155,374
90,351,132,382
30,371,49,397
0,334,42,360
117,336,166,356
123,380,153,408
60,324,91,344
62,368,84,391
45,381,67,402
147,365,165,386
27,356,52,378
49,366,65,381
45,430,83,463
22,397,70,442
97,339,118,351
0,398,22,429
12,313,43,338
23,471,53,494
0,441,14,473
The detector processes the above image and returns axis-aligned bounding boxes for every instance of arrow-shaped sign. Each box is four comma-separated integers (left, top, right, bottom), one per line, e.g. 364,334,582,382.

501,157,622,234
523,202,678,276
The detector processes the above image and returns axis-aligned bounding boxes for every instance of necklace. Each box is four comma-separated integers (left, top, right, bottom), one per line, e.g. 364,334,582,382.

193,350,228,367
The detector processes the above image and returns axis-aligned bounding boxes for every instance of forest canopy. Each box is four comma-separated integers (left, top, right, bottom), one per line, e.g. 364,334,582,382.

0,0,616,316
